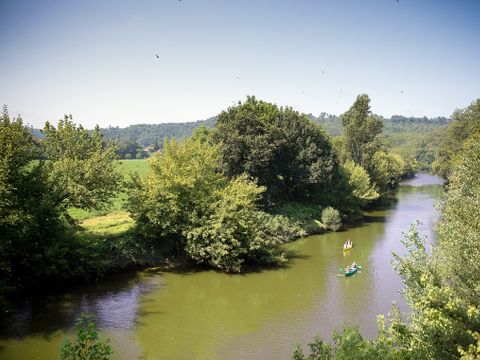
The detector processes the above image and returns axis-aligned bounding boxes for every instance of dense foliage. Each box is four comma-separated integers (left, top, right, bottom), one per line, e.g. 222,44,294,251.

42,116,122,220
293,323,406,360
0,106,65,296
100,117,217,147
340,94,384,172
115,139,150,159
336,95,410,196
0,107,124,304
212,96,337,204
433,99,480,179
61,314,112,360
319,207,342,232
342,160,379,205
127,137,304,272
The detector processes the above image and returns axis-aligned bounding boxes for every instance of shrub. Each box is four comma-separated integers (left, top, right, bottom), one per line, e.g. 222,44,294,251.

320,207,342,232
127,137,301,271
61,313,112,360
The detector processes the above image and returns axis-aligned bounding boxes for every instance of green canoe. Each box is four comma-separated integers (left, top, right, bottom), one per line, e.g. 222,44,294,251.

345,265,362,277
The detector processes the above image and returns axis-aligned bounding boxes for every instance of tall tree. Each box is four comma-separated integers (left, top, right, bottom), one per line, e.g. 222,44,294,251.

432,99,480,180
42,115,122,219
0,106,64,295
341,94,383,172
213,96,337,203
436,132,480,304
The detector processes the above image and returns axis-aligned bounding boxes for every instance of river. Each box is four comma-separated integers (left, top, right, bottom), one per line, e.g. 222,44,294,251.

0,173,444,360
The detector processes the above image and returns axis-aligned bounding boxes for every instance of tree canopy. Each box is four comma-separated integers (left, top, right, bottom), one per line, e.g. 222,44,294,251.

1,108,123,302
126,136,303,272
42,116,122,218
213,96,337,204
433,99,480,180
340,94,384,172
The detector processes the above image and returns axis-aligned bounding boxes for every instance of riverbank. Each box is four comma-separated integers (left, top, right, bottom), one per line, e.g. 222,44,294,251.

0,173,443,360
1,157,414,308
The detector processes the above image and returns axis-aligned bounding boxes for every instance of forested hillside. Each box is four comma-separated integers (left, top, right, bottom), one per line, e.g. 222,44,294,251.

99,116,217,147
29,113,449,166
98,114,449,168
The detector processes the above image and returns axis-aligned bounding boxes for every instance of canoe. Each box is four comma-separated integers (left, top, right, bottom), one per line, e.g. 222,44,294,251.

345,265,361,277
343,242,353,251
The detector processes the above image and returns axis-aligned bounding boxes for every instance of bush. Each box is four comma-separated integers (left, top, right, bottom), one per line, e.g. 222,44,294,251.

320,207,342,232
61,313,112,360
127,137,300,272
273,201,323,234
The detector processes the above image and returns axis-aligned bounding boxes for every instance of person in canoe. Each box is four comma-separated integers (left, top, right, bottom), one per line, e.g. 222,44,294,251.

345,261,357,272
343,239,353,251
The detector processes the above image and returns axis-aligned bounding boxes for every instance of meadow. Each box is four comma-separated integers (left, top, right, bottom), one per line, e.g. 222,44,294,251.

70,159,150,234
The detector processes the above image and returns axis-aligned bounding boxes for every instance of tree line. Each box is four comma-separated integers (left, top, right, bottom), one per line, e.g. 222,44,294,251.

29,110,448,169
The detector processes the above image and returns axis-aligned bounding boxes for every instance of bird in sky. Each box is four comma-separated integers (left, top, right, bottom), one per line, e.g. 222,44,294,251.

400,90,404,94
156,54,159,59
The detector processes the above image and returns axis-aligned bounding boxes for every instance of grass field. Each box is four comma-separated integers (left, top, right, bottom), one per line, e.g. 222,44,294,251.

69,159,150,232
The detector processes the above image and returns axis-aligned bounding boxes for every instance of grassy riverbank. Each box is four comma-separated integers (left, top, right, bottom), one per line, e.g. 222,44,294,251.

69,159,150,221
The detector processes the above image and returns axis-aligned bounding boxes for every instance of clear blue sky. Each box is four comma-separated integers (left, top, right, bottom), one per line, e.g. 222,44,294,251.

1,0,479,128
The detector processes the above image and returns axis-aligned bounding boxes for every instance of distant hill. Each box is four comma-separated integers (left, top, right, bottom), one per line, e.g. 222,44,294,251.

99,116,217,147
30,113,450,149
307,113,450,137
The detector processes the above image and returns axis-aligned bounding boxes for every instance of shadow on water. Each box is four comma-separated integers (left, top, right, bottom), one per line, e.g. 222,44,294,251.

0,270,163,342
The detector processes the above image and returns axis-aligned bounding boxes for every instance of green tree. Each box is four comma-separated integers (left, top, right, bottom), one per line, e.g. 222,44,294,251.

391,224,480,359
127,137,225,247
433,99,480,180
127,136,303,271
61,314,112,360
184,175,301,272
342,161,379,205
369,151,405,193
213,96,337,204
436,132,480,305
293,334,333,360
0,106,66,298
42,116,122,220
320,207,342,232
341,94,383,172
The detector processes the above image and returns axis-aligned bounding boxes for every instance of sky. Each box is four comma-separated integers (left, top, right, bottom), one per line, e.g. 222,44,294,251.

1,0,479,129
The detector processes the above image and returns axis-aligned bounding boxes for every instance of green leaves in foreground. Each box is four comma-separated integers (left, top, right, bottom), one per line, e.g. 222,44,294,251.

61,314,112,360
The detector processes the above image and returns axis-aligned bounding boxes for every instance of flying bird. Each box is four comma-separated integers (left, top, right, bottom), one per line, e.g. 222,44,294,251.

156,54,159,59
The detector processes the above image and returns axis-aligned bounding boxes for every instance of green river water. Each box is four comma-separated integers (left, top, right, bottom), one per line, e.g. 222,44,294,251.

0,173,443,360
